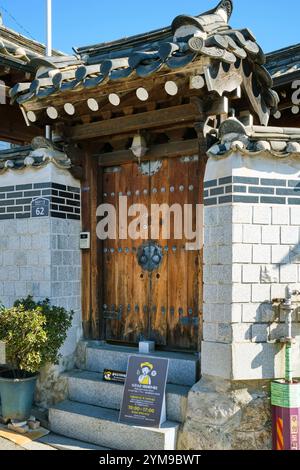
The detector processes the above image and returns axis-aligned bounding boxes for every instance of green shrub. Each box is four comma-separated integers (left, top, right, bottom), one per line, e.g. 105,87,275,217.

0,305,47,374
0,297,73,375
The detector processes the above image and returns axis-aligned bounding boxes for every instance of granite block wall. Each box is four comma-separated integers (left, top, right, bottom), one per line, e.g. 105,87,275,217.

180,148,300,451
202,154,300,381
0,160,82,406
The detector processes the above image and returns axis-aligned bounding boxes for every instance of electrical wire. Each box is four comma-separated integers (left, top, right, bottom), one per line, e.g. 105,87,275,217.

0,2,37,41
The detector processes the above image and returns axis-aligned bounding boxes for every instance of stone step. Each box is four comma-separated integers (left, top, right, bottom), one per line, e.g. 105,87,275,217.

66,370,189,423
38,432,111,451
78,341,199,387
49,400,179,451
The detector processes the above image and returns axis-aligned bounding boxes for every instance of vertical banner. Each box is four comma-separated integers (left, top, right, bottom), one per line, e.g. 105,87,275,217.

119,355,169,428
272,381,300,450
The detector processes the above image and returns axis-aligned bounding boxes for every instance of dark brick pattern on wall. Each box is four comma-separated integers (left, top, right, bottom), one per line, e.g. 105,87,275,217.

204,176,300,206
0,182,81,220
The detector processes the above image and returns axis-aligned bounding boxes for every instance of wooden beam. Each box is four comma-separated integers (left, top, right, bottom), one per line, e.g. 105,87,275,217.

23,59,207,112
66,103,200,142
81,150,92,339
97,139,199,167
197,133,206,352
90,157,102,340
0,104,42,143
81,146,103,340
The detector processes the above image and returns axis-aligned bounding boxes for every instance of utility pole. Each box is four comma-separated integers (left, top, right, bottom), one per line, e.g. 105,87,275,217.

45,0,52,140
46,0,52,57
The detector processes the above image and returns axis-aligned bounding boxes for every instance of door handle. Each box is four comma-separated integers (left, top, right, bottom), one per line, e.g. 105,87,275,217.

137,241,163,272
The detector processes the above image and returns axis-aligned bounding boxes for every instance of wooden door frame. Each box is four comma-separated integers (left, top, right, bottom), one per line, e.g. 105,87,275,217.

81,147,104,339
81,137,206,350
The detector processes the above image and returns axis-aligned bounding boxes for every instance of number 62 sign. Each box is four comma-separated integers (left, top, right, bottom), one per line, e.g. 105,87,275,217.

31,197,50,218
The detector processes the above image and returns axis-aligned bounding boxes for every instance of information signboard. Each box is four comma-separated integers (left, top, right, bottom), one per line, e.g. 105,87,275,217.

119,355,169,428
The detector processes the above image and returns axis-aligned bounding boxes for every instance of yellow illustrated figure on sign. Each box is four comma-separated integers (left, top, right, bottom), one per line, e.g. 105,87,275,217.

104,371,112,381
138,362,154,385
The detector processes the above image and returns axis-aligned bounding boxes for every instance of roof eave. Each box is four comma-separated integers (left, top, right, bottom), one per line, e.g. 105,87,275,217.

273,70,300,87
0,52,34,73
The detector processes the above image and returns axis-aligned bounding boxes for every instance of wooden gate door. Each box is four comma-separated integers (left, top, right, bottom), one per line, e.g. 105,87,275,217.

102,155,203,351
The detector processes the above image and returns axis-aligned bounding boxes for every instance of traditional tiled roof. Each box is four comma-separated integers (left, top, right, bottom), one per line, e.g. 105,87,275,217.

0,17,64,72
266,43,300,86
0,137,71,173
10,0,278,126
207,118,300,158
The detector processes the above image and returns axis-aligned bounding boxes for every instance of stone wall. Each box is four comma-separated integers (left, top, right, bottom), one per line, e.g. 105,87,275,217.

0,159,82,407
180,131,300,450
35,216,82,407
202,153,300,381
178,376,272,450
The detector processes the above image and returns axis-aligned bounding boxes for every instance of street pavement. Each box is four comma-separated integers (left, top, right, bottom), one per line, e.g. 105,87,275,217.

0,436,23,450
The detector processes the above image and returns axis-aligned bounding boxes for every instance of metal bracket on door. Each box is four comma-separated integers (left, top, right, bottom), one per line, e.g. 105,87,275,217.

180,155,199,163
138,160,162,176
103,305,122,321
104,166,122,174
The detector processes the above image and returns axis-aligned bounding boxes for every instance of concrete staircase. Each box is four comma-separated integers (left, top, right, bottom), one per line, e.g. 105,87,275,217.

48,341,200,450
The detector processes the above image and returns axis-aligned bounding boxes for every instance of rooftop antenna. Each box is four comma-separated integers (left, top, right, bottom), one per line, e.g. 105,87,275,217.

45,0,52,140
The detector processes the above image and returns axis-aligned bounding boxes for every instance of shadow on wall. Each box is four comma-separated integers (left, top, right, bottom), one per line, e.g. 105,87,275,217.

289,243,300,265
250,303,280,379
250,243,300,379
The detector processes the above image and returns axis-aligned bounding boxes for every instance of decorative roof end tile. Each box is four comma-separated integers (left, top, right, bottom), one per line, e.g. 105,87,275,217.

207,118,300,158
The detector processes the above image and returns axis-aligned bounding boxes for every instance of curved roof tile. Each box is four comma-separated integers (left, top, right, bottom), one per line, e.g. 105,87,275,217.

0,137,71,173
11,1,278,126
207,117,300,158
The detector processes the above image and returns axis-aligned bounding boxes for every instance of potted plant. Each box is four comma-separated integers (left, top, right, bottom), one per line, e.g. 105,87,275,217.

0,297,73,421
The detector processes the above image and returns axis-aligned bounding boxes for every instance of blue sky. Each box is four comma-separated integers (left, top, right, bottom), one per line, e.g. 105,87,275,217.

0,0,299,54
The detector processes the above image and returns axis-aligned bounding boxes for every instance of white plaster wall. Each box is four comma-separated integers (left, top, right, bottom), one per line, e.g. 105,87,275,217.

205,152,300,182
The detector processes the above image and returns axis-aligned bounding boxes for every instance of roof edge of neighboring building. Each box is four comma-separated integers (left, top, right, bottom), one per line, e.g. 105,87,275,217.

0,23,65,57
267,42,300,59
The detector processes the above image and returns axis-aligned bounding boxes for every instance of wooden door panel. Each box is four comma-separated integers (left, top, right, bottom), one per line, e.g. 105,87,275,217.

116,164,133,342
102,168,118,341
148,158,169,346
187,158,203,351
103,162,151,343
166,158,189,350
101,156,203,351
127,162,150,342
